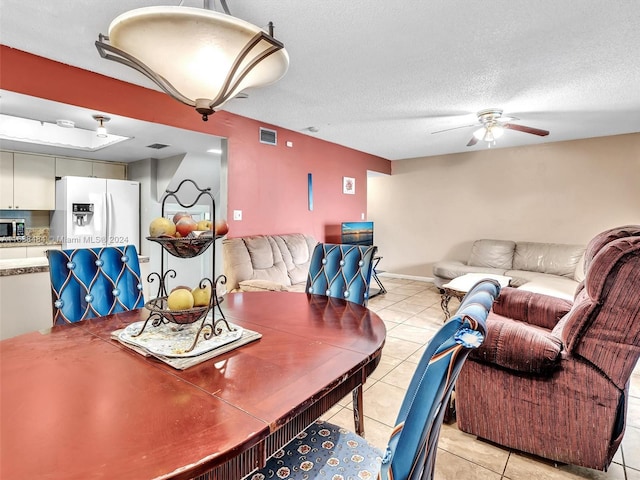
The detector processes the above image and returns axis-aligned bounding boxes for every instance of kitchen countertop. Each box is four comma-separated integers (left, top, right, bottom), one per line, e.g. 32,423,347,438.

0,255,149,277
0,227,62,249
0,241,62,249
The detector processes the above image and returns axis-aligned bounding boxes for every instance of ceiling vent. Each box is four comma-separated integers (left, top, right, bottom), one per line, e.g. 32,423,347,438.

146,143,170,149
259,127,277,146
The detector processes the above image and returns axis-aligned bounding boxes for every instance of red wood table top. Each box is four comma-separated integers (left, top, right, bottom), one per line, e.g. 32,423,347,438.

0,292,386,480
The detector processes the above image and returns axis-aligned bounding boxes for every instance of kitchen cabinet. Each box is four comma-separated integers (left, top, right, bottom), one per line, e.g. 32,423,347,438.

55,157,126,180
92,161,126,179
55,157,93,177
26,245,61,258
1,152,55,210
0,247,27,260
0,270,53,340
0,151,14,209
0,245,60,260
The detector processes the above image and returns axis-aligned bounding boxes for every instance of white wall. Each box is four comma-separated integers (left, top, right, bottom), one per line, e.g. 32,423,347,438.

368,133,640,277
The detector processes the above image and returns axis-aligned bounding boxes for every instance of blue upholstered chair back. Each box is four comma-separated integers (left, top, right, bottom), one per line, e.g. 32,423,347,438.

306,243,378,306
380,279,500,480
46,245,145,325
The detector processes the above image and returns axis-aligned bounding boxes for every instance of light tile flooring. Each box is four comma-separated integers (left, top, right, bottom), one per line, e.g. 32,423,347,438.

321,277,640,480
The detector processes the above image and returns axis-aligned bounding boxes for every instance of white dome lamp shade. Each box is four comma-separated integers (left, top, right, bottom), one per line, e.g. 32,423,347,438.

473,123,505,143
96,6,289,121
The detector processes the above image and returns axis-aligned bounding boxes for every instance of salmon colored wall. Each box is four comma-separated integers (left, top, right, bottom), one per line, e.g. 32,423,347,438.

0,46,391,241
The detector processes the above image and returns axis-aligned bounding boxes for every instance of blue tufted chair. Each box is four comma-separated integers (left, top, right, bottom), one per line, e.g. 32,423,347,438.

46,245,145,325
306,243,378,306
246,279,501,480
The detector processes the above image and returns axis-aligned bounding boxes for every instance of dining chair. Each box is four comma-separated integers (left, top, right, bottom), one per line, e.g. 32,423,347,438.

306,243,378,306
46,245,145,324
305,242,378,436
246,279,501,480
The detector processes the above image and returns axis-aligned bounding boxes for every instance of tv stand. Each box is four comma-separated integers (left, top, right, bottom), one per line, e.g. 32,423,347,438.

370,255,387,298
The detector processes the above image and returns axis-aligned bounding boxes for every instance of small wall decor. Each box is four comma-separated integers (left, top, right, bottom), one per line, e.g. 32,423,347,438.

343,176,355,195
308,173,313,211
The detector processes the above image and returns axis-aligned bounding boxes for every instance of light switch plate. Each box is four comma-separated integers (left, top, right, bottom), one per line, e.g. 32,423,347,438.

233,210,242,221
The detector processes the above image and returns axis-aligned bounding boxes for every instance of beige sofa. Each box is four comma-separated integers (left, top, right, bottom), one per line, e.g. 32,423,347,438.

222,233,317,293
433,239,586,301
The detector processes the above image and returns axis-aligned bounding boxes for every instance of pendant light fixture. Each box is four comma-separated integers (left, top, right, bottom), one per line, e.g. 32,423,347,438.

93,115,110,138
95,1,289,121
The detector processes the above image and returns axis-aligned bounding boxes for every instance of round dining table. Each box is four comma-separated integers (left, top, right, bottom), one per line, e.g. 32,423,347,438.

0,291,386,480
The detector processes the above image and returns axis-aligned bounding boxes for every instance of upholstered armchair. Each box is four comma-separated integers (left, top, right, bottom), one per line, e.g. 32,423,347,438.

46,245,145,324
455,225,640,470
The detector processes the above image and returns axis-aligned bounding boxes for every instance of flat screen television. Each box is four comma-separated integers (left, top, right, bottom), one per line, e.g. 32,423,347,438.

341,221,374,246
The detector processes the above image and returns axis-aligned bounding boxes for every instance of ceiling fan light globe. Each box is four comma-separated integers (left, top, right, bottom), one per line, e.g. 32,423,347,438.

491,125,505,139
473,127,486,140
483,130,495,142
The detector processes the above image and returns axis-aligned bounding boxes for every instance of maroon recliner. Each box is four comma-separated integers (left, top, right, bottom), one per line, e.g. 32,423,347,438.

455,225,640,470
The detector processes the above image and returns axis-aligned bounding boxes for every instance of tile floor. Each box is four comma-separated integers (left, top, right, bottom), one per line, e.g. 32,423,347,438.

321,277,640,480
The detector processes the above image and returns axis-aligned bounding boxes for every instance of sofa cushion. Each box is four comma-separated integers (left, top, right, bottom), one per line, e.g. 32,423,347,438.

223,233,317,292
513,242,585,278
516,276,578,302
433,261,507,280
468,239,516,269
273,234,317,285
222,236,291,291
574,252,586,282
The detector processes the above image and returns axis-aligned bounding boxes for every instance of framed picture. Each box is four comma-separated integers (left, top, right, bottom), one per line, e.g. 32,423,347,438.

343,176,355,195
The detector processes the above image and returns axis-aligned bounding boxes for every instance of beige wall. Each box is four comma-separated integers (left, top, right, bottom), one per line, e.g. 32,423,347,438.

368,133,640,278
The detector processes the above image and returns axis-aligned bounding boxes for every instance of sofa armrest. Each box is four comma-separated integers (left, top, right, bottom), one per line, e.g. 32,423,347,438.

493,287,572,330
471,317,563,374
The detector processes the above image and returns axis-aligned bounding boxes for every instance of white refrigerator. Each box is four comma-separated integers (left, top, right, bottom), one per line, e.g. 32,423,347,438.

51,176,140,251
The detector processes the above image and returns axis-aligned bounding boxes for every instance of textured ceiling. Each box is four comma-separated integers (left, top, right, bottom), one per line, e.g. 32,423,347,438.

1,0,639,160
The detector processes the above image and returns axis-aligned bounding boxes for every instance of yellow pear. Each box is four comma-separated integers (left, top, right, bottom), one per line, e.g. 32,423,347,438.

167,289,194,311
149,217,176,237
191,285,212,307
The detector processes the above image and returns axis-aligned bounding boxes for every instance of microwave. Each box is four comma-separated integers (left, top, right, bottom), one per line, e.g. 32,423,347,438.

0,218,26,242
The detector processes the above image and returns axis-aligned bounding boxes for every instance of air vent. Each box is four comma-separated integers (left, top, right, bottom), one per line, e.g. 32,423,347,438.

146,143,170,149
259,127,277,146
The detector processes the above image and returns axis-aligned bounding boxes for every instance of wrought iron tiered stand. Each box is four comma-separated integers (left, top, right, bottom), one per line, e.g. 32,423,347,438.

133,179,234,353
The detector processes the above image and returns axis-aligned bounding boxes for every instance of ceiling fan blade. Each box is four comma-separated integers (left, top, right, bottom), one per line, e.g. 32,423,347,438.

431,123,477,134
504,123,549,136
467,136,479,147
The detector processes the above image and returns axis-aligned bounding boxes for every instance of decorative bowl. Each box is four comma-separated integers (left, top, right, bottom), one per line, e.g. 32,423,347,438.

144,297,209,324
146,233,216,258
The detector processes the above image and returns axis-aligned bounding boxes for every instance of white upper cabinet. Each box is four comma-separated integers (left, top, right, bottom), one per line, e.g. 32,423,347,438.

55,157,126,180
91,162,126,180
2,152,55,210
55,157,93,177
0,151,13,210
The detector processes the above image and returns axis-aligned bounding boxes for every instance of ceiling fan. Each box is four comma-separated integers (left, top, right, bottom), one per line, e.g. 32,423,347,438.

432,109,550,147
